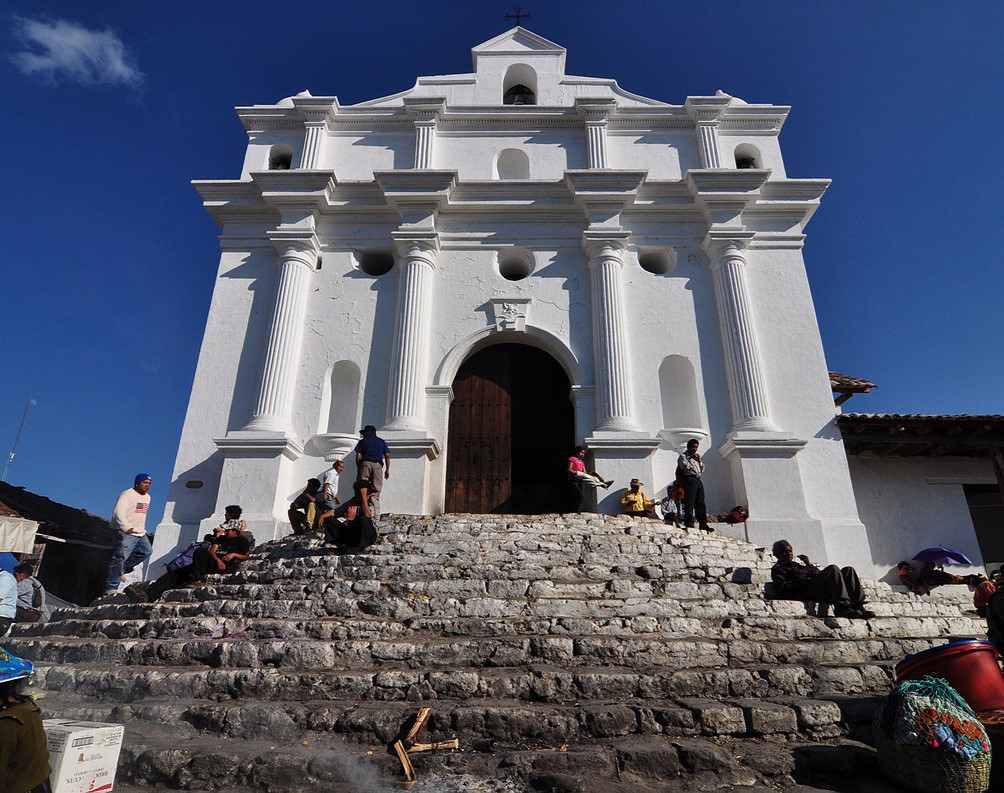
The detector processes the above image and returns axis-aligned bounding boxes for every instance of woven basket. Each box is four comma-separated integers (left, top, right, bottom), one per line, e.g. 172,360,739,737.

874,730,991,793
978,710,1004,792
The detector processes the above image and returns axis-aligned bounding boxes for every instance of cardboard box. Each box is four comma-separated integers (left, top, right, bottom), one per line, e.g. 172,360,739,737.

44,719,124,793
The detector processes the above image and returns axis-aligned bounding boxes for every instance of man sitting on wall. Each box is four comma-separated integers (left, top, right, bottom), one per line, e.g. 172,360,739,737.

620,479,656,518
125,524,251,603
770,539,874,620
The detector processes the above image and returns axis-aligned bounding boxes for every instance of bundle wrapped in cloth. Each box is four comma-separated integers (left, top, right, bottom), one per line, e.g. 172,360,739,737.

873,675,991,792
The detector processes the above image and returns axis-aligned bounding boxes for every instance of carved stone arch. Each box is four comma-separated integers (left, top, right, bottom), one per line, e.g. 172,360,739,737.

434,325,581,390
502,64,537,105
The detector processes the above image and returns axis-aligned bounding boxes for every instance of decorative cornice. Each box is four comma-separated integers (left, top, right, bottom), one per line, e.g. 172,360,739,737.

214,432,303,460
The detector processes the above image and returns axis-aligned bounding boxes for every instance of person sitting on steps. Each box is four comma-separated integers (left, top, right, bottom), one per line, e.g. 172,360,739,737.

620,479,657,518
288,478,322,535
770,539,875,620
125,524,251,603
566,445,613,512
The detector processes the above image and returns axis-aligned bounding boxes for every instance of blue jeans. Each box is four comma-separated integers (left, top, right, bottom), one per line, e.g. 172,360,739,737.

105,533,152,592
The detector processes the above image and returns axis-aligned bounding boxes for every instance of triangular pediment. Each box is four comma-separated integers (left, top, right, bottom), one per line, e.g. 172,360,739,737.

472,27,566,70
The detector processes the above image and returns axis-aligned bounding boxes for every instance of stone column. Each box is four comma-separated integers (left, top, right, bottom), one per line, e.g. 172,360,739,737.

584,234,636,431
384,234,439,431
244,235,319,432
705,238,776,432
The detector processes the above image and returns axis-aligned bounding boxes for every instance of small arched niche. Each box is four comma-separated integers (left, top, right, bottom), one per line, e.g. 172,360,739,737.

734,143,761,170
495,148,530,180
658,355,706,449
638,247,676,275
320,361,361,434
497,247,534,281
503,64,537,105
268,144,293,170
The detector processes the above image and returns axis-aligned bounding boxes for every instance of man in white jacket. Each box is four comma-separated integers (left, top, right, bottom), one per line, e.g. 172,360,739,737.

0,570,16,636
103,473,153,595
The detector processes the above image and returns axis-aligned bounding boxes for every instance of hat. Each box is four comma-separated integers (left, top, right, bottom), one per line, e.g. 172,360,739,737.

0,646,33,685
630,478,643,487
134,473,151,486
359,425,377,434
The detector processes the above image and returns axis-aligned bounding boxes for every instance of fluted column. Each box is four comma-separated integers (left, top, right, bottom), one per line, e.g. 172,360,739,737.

414,116,436,169
586,117,608,169
706,238,776,432
384,234,439,431
300,123,326,169
584,234,636,431
697,121,722,168
244,236,319,432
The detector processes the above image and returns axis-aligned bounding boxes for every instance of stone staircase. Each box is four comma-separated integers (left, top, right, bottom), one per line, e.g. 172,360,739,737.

7,514,987,792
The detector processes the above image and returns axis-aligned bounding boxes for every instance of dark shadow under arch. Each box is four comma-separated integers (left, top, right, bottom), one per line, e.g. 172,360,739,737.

445,343,573,514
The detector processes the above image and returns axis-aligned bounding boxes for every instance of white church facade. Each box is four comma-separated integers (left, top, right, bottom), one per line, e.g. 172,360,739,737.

153,28,1001,579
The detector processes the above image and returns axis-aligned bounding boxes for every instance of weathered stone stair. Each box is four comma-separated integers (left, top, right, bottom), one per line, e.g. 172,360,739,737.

7,514,986,791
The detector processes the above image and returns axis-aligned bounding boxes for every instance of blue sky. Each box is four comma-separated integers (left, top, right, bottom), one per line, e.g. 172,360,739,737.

2,1,1001,529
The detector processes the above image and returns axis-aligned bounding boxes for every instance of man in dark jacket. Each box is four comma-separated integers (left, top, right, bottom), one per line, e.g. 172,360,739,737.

770,539,874,619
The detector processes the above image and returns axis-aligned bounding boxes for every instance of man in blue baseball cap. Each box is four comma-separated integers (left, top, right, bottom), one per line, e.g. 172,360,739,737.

102,473,153,596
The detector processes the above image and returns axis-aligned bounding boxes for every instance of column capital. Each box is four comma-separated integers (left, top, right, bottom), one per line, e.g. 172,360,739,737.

575,97,617,122
683,94,732,123
582,230,630,260
392,229,440,262
403,97,447,120
702,231,755,262
266,230,320,261
291,95,337,125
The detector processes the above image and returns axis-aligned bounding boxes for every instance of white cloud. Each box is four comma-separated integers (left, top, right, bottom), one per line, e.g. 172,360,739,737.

10,16,143,87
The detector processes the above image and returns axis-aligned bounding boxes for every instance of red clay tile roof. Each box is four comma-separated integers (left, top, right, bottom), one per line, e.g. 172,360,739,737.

837,413,1004,457
829,372,877,393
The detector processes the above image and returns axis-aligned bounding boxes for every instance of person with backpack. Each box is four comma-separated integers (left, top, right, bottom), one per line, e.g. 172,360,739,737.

125,523,251,603
12,565,48,624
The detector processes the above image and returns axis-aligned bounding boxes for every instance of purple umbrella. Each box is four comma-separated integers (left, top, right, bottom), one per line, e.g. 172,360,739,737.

912,546,973,566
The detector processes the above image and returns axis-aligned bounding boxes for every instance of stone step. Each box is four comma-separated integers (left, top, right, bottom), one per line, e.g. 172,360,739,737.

6,630,958,674
34,657,896,706
36,687,843,744
17,609,983,645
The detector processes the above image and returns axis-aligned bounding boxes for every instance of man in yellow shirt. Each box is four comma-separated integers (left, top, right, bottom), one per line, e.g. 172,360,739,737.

620,479,655,518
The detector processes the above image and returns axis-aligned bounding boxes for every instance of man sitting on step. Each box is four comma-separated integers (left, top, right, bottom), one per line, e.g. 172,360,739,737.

125,524,251,603
770,540,875,620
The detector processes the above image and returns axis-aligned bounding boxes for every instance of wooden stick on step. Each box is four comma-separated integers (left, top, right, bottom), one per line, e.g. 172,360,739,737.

403,706,432,749
407,739,460,754
393,740,416,783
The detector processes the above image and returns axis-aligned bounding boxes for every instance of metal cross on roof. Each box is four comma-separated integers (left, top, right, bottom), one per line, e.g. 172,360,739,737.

505,5,532,25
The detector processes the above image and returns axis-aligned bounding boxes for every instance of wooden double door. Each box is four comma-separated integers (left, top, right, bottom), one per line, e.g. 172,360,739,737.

445,344,574,514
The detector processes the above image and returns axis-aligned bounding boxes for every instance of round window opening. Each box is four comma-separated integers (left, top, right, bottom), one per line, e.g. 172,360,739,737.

498,249,533,281
639,249,675,275
357,251,395,276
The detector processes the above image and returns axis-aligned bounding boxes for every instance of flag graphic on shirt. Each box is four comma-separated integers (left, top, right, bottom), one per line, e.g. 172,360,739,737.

135,502,149,514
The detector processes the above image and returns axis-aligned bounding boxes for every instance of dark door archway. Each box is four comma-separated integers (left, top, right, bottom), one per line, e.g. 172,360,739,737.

445,343,574,514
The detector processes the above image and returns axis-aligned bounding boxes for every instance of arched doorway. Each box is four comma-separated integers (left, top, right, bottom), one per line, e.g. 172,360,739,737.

445,343,574,514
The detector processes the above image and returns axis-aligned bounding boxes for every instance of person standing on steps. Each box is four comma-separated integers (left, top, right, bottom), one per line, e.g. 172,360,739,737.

103,473,153,596
770,540,875,620
355,425,390,517
677,439,712,533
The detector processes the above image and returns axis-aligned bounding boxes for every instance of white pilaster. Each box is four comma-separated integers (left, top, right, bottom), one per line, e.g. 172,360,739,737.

697,122,722,169
576,99,615,170
244,234,319,433
404,99,445,170
705,237,776,433
584,233,637,432
384,233,439,431
300,121,326,169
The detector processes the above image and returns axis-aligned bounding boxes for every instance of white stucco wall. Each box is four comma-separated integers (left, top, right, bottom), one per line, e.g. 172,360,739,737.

848,455,992,580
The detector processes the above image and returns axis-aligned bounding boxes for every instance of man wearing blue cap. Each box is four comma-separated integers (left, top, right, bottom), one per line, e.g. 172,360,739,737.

103,473,153,596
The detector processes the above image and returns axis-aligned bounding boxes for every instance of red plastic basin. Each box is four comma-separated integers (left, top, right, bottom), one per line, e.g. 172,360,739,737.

895,640,1004,714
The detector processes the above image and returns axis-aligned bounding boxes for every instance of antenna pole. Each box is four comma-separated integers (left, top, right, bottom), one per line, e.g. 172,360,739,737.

2,399,36,483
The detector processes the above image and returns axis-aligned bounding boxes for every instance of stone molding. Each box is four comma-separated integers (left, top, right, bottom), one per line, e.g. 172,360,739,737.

214,431,304,460
488,298,531,332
